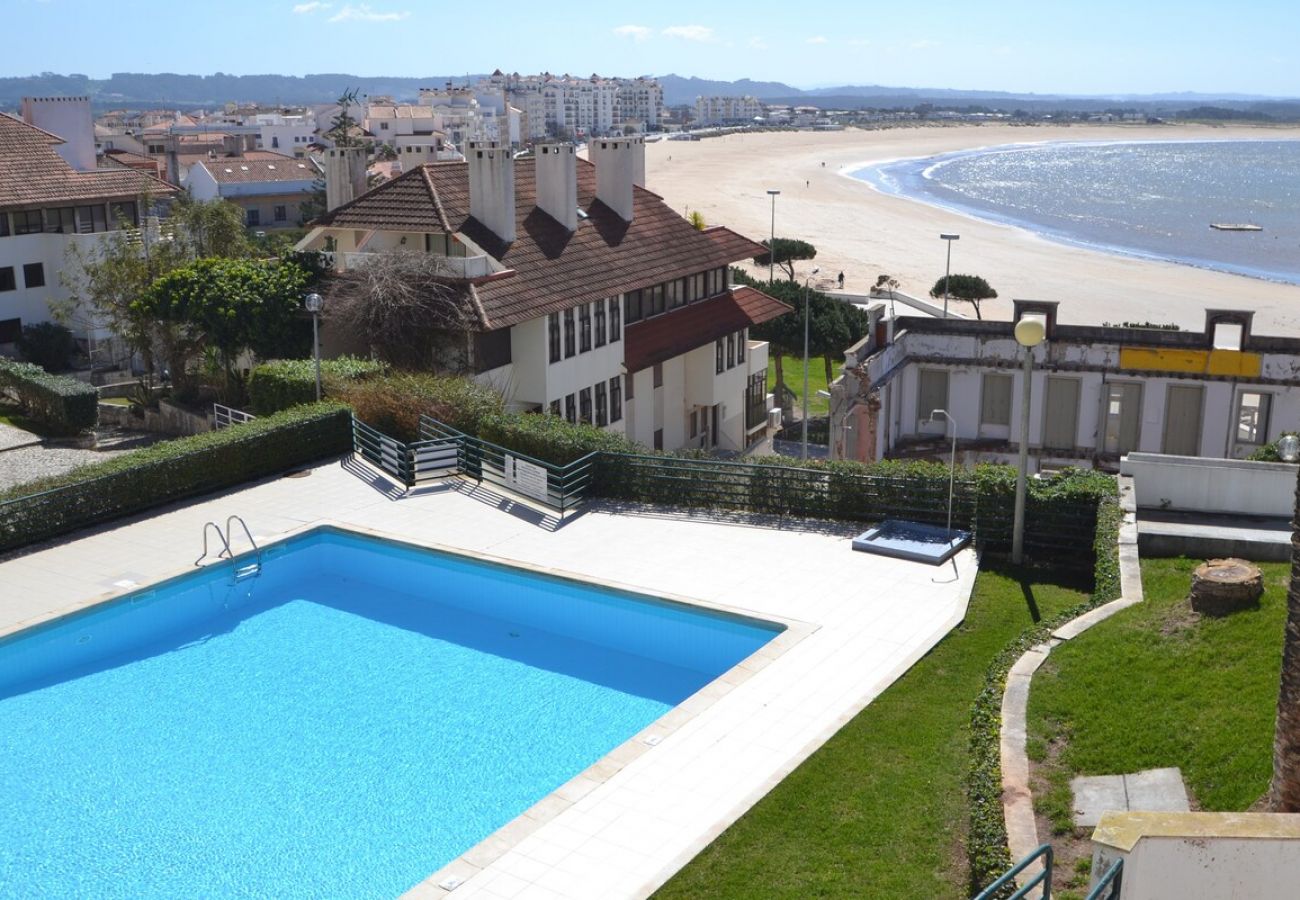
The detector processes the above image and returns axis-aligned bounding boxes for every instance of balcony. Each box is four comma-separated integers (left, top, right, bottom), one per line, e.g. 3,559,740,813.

318,250,495,279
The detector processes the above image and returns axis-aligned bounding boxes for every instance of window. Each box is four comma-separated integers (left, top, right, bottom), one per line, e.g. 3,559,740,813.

77,205,107,234
594,300,606,347
548,313,561,363
579,303,592,352
563,308,576,358
706,268,721,296
565,393,576,423
649,283,665,317
1237,392,1272,445
980,374,1013,427
45,207,75,234
0,213,8,237
110,202,138,227
916,369,949,426
246,209,260,226
12,210,42,235
549,399,561,416
625,289,643,324
610,376,622,423
653,428,664,451
737,329,746,363
274,205,287,222
474,328,511,372
726,333,735,369
380,121,389,130
579,387,593,424
0,267,14,292
271,136,280,149
653,363,663,388
688,273,704,302
689,409,698,438
716,339,725,375
668,278,683,309
22,263,44,289
595,381,608,426
609,298,621,342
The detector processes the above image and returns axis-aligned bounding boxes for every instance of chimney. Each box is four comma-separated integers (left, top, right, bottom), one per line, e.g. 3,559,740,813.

589,135,645,223
398,143,439,172
467,139,516,243
22,96,96,171
324,147,368,212
533,142,576,232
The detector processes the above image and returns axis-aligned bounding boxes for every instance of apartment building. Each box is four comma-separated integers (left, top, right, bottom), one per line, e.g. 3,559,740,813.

695,96,764,126
297,138,789,453
479,72,664,139
828,301,1300,468
186,154,321,228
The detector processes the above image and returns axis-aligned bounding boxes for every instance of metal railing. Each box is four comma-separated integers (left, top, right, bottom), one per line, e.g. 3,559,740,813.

1086,858,1123,900
351,417,458,486
973,843,1053,900
213,403,256,429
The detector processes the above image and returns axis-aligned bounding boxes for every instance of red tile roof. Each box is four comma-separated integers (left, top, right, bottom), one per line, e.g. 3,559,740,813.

316,157,772,329
195,157,320,184
623,286,793,373
0,114,176,210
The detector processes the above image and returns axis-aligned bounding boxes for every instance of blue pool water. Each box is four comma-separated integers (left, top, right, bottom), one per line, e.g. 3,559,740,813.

0,528,780,898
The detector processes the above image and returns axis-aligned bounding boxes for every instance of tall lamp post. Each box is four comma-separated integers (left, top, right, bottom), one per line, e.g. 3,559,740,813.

304,292,323,402
766,189,780,284
1011,314,1047,565
939,233,960,318
801,266,821,460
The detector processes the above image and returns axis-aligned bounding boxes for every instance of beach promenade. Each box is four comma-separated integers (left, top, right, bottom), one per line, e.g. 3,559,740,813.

644,124,1300,333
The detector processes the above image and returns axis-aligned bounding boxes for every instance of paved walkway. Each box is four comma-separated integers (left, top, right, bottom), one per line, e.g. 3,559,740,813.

1,457,978,900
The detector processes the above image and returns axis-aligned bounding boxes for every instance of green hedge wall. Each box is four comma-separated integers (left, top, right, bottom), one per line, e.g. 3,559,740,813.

247,356,386,415
0,358,99,435
0,403,351,553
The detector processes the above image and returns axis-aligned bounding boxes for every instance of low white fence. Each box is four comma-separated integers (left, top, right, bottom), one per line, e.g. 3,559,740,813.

1120,452,1297,517
213,404,256,430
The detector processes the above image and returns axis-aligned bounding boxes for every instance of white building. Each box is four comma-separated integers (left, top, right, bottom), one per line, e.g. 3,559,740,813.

695,96,763,127
828,301,1300,469
296,138,788,453
0,103,176,348
479,72,664,139
186,155,321,228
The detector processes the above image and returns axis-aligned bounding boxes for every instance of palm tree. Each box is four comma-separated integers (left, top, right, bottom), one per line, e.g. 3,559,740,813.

1270,468,1300,810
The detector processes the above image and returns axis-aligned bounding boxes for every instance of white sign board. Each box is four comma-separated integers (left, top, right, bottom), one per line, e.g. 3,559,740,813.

505,454,550,504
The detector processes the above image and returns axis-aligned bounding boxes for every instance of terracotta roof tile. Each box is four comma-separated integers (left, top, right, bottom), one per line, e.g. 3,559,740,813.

195,157,320,184
623,286,792,373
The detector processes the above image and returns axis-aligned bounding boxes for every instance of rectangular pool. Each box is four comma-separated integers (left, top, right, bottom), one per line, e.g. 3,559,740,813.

0,527,781,898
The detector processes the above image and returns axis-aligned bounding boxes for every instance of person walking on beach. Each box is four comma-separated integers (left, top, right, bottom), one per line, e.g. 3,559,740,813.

837,271,845,289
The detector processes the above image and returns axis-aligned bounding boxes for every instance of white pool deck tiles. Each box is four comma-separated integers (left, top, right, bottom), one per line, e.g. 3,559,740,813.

0,457,978,900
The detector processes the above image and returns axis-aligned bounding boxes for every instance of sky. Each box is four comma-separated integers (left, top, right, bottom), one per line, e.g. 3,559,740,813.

5,0,1297,97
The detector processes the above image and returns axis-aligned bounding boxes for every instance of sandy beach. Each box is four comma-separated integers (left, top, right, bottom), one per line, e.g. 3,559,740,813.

643,124,1300,333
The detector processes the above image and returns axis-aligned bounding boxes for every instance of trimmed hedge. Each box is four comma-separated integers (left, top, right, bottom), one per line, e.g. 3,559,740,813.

248,356,386,416
0,402,351,553
0,358,99,435
477,412,634,465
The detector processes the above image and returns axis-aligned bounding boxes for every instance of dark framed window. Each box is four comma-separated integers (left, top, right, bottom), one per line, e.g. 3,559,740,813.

0,267,15,292
548,313,561,363
594,300,607,347
12,210,42,235
110,201,138,227
609,298,621,342
653,363,663,388
246,209,260,226
0,213,9,237
549,399,561,416
738,329,746,363
579,387,592,424
716,339,725,374
474,328,511,372
595,381,607,426
563,308,576,358
649,284,665,317
688,273,704,302
610,376,622,423
77,205,107,234
565,393,576,423
668,278,683,309
653,428,663,451
274,205,287,222
22,263,44,289
579,303,592,352
624,289,643,324
726,333,735,369
45,207,75,234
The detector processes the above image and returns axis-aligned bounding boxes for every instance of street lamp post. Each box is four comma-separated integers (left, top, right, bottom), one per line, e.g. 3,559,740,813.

940,233,960,318
766,189,780,284
817,389,855,460
802,266,820,460
1012,314,1047,565
929,409,958,539
304,292,323,402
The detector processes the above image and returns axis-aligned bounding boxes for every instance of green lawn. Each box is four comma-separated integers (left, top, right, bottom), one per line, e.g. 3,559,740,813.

1028,557,1286,834
655,568,1091,900
768,355,831,417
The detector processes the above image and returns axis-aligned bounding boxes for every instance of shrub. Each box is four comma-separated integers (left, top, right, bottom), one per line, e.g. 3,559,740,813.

1248,432,1300,462
248,356,386,415
336,372,504,441
17,322,77,371
0,403,351,553
477,412,633,465
0,358,99,435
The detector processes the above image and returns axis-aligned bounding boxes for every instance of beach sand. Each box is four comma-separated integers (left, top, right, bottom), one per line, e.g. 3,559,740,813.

643,124,1300,333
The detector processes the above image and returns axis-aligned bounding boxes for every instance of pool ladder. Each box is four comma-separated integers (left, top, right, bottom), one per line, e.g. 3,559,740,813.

195,515,262,580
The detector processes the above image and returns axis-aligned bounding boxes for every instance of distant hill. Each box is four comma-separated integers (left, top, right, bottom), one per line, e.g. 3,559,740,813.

657,75,803,105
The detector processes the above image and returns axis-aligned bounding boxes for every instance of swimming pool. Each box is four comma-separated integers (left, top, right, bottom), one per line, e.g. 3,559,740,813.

0,527,781,898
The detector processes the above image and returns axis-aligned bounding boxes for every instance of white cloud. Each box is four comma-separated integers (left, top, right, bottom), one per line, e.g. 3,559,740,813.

662,25,716,43
292,1,329,12
328,4,409,22
910,39,940,49
806,36,828,45
748,36,768,50
613,24,652,42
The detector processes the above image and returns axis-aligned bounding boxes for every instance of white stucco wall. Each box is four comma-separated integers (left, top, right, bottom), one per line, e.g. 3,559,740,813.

0,231,102,333
1120,452,1298,516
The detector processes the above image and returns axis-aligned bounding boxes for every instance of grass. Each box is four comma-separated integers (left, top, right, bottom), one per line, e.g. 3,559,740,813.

654,567,1091,900
99,397,131,407
768,355,831,417
1029,556,1286,833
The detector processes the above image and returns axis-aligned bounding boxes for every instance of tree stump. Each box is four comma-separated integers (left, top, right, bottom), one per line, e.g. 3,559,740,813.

1189,558,1264,616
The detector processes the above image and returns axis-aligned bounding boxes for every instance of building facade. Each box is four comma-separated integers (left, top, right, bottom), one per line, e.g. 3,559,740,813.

695,96,764,126
186,155,320,228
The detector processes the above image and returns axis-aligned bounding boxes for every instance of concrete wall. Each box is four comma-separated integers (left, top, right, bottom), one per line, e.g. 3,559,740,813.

1120,452,1297,516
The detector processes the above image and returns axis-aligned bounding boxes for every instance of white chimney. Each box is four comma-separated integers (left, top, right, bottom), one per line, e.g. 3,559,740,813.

534,142,577,232
467,139,516,243
397,144,438,171
589,135,645,223
324,147,368,212
22,96,96,171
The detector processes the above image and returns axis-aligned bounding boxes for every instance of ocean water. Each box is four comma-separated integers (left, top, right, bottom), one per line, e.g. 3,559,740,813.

856,140,1300,284
0,529,780,898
